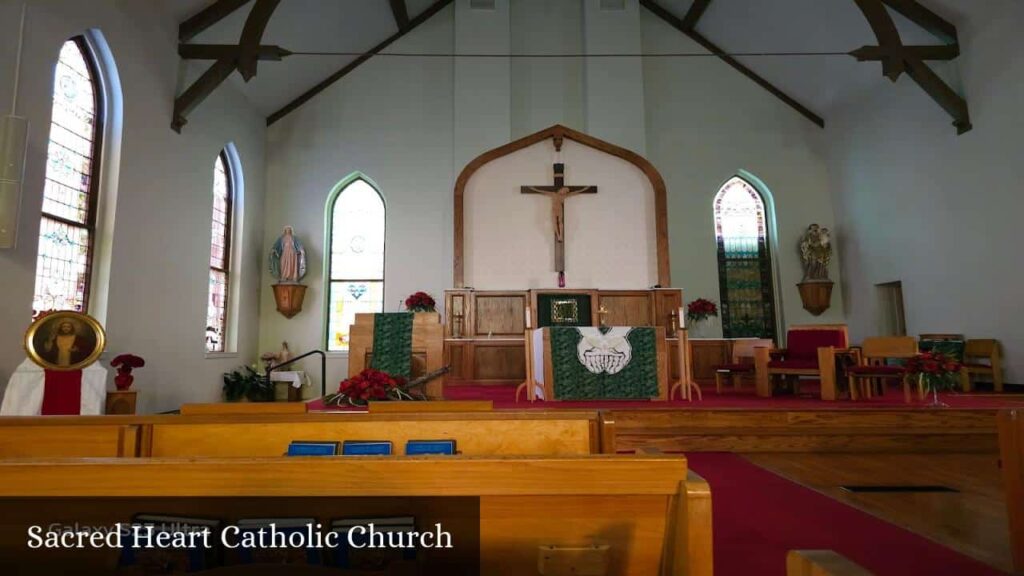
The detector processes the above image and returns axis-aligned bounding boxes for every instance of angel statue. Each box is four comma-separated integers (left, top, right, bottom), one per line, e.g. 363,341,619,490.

799,224,832,281
269,226,307,284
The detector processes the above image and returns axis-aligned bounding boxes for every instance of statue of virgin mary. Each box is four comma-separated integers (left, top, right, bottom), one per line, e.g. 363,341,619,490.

269,226,307,284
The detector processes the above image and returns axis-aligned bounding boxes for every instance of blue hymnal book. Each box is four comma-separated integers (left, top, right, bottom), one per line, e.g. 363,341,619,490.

287,441,340,456
342,441,393,456
405,439,457,455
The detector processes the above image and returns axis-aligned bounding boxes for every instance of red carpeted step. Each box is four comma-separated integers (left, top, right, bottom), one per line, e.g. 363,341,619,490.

685,452,1006,576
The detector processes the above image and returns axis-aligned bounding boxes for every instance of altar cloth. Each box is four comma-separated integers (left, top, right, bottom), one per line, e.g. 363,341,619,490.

1,359,107,415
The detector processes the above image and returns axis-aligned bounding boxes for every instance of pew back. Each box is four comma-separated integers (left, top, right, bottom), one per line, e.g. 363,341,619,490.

998,409,1023,573
0,417,140,457
0,455,711,576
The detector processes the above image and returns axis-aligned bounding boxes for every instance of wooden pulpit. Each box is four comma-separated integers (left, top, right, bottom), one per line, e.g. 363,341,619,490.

348,312,445,400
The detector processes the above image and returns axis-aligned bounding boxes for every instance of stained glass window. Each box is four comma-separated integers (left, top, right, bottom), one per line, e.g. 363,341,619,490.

32,38,104,317
327,179,385,352
714,177,777,340
206,152,233,353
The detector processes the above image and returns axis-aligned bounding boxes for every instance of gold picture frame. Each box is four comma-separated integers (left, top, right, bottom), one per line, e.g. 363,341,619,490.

551,299,580,324
24,311,106,371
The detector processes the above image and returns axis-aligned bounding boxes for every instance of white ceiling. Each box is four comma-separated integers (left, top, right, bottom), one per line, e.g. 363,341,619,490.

168,0,976,121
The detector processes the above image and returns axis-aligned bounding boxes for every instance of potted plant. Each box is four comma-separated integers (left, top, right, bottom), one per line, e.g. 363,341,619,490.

404,291,436,313
222,365,275,402
110,354,145,391
904,351,962,406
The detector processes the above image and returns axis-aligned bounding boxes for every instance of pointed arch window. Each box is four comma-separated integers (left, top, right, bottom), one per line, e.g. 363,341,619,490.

714,176,777,340
32,38,104,316
326,179,385,352
206,151,234,353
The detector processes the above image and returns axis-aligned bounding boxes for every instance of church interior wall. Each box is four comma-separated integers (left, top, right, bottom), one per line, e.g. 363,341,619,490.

826,2,1024,383
262,1,846,390
0,1,268,413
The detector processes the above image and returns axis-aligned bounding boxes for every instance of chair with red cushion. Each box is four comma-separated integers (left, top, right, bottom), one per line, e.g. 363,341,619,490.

754,325,850,399
713,338,773,394
847,336,918,402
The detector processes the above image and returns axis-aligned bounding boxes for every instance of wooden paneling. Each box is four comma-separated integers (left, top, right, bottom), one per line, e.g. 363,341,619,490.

654,289,683,329
605,409,1000,454
599,291,654,326
690,340,730,382
474,294,526,336
473,343,526,382
446,341,466,380
180,402,307,415
998,409,1023,573
0,423,138,458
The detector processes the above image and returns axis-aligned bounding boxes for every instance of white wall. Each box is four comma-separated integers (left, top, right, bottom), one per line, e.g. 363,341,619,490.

827,1,1024,383
0,1,267,413
641,9,846,337
261,0,846,392
464,139,658,289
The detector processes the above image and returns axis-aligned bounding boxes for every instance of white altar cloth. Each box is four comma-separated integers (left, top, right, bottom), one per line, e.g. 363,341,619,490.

1,359,107,416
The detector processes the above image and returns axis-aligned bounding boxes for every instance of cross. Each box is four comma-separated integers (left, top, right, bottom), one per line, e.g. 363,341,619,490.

521,163,598,286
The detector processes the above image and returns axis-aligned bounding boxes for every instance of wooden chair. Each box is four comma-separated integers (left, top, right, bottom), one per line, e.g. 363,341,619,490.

846,337,917,402
755,325,850,400
713,338,773,394
960,339,1004,392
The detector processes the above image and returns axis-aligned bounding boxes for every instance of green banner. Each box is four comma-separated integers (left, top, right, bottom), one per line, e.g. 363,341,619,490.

549,327,658,400
370,313,414,378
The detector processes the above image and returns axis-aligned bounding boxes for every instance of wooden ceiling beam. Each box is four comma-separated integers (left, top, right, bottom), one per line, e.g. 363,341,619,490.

172,57,237,133
880,0,957,44
850,44,958,62
179,0,252,43
179,44,291,61
237,0,282,81
267,0,454,126
390,0,410,30
852,0,969,134
640,0,824,128
681,0,714,31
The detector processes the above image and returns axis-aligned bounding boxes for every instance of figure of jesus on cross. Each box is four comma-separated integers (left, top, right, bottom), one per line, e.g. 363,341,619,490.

521,162,597,287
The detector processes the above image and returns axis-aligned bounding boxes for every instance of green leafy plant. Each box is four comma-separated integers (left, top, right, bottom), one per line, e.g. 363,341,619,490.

222,365,274,402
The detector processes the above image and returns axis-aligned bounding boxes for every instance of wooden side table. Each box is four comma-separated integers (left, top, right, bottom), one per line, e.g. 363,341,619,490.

105,390,137,415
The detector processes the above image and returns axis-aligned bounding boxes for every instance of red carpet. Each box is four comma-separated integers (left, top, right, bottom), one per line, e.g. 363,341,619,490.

685,452,1006,576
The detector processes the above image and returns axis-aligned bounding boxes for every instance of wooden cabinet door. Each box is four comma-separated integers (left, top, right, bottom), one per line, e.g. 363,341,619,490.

690,340,730,382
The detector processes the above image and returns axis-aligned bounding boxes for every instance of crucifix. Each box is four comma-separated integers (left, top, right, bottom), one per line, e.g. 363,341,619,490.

521,161,597,287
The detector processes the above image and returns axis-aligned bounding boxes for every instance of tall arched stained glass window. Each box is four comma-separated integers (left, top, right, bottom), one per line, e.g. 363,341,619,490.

714,176,777,340
32,38,104,316
326,179,385,352
206,151,234,353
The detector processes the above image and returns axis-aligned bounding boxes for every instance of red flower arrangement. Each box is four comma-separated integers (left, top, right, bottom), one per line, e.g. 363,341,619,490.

904,351,961,393
686,298,719,323
110,354,145,391
404,291,436,313
325,368,420,407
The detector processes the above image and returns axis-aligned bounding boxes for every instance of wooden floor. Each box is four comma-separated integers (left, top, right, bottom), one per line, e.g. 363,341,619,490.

744,452,1013,574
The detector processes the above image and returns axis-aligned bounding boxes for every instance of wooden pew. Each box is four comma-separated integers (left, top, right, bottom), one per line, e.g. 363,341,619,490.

0,416,141,457
787,550,872,575
367,400,492,413
144,411,601,457
180,402,308,415
0,454,712,576
998,409,1023,574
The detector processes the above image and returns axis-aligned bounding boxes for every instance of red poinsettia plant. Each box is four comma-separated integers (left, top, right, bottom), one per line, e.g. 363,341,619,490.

686,298,719,324
404,291,436,313
110,354,145,391
325,369,421,407
904,351,962,393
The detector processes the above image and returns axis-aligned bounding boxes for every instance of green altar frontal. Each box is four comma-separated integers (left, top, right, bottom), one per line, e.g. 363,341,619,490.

548,326,659,400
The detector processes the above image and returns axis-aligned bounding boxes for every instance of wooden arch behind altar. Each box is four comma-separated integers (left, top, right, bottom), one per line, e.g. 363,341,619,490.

453,124,671,288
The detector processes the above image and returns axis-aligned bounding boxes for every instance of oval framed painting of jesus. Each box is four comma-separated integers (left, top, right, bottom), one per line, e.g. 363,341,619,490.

24,311,107,371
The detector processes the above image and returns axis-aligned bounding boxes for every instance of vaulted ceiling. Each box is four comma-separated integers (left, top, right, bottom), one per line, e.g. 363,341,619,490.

167,0,988,132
